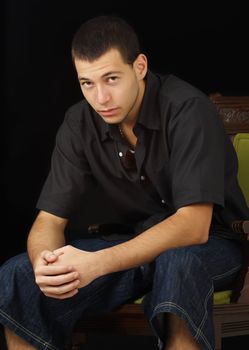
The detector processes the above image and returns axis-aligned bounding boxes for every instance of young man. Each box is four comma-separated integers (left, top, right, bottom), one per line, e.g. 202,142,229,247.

0,15,248,350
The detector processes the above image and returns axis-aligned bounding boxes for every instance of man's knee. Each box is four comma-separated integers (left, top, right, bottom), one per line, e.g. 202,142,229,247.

156,247,195,271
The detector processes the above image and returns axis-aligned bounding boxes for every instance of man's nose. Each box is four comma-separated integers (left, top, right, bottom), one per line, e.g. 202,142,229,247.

96,86,110,105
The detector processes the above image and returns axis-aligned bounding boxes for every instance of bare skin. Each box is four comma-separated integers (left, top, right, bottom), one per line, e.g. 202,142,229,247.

165,313,201,349
4,327,36,350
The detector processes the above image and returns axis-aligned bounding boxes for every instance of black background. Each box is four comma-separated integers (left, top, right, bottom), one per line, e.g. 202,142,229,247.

1,1,249,348
2,0,249,260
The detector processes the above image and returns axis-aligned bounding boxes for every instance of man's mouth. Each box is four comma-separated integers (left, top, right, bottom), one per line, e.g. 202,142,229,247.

98,108,119,116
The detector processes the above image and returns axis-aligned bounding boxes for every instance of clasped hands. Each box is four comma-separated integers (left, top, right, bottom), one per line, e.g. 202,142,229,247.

34,245,100,299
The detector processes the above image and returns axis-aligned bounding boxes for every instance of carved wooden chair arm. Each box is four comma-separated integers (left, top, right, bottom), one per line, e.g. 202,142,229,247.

231,220,249,237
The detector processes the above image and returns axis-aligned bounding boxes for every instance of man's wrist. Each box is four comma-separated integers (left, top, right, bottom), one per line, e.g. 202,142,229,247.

93,247,120,277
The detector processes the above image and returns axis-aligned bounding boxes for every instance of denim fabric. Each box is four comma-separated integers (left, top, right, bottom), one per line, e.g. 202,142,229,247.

0,238,151,350
0,235,242,350
143,234,242,349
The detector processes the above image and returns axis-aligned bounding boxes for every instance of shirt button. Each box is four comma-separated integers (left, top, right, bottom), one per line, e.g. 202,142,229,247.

161,199,166,204
118,151,123,157
140,175,146,181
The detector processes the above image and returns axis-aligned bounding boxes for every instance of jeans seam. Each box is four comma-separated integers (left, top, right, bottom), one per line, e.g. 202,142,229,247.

212,264,241,281
152,287,214,350
194,285,214,349
0,309,57,350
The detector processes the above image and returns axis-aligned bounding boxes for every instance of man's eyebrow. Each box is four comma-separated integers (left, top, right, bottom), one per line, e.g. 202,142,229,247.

78,71,124,81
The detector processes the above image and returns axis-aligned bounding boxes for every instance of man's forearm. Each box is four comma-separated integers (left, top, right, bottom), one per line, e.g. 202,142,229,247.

27,211,68,265
95,204,213,277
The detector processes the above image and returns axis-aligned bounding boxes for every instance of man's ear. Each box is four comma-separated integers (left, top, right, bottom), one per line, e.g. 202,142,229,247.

134,54,148,80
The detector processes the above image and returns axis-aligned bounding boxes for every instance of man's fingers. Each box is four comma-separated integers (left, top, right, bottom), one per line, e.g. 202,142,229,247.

40,279,80,297
40,250,58,263
35,264,75,277
36,271,79,286
44,288,79,299
53,247,65,255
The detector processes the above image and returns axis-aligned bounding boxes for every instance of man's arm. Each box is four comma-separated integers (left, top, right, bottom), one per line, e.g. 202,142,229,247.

94,203,213,275
53,203,213,291
27,210,68,266
27,210,81,299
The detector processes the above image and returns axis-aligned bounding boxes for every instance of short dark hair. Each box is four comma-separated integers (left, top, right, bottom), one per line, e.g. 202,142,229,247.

71,15,141,64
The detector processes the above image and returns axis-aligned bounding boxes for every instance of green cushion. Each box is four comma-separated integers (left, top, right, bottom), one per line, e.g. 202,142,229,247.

233,133,249,207
134,290,232,305
212,290,232,304
134,297,144,305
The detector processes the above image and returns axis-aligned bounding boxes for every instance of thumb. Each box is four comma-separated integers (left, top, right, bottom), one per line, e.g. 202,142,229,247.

41,250,58,263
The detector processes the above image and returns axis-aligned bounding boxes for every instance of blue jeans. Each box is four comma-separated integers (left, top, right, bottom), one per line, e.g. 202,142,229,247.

0,234,242,350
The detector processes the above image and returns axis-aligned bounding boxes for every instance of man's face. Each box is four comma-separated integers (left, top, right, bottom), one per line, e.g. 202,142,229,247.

74,49,147,125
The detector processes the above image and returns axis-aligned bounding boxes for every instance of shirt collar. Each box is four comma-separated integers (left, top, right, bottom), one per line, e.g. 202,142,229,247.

135,70,161,131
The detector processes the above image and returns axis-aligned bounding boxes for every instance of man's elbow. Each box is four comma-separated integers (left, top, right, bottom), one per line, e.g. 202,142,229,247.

196,227,210,244
177,203,213,245
192,214,212,244
187,223,210,245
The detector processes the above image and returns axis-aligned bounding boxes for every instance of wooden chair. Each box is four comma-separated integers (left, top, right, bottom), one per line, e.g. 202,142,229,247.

70,94,249,350
209,94,249,349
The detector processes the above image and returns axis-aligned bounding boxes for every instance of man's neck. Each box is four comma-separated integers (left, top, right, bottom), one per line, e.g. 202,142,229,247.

119,123,137,149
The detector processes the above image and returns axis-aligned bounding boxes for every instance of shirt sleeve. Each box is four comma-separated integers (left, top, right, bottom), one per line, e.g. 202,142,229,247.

36,107,96,218
167,96,225,209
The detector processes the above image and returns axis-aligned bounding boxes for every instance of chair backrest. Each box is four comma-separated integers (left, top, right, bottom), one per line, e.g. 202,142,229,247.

210,94,249,138
233,133,249,303
210,94,249,303
233,133,249,207
210,93,249,206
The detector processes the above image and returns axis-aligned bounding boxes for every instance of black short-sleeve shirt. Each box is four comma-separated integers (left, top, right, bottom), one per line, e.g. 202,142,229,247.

36,71,249,232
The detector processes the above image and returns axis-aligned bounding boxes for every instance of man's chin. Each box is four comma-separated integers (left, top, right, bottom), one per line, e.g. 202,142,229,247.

101,115,124,124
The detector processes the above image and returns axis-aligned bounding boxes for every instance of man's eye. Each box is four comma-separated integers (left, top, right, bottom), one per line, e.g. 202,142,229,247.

81,81,93,88
108,76,118,83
